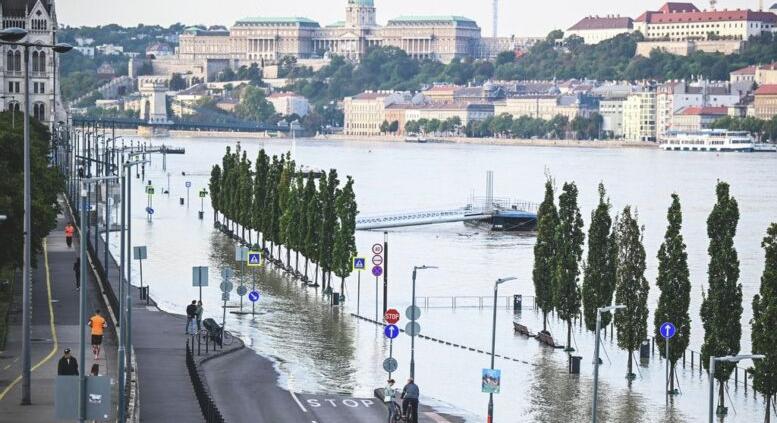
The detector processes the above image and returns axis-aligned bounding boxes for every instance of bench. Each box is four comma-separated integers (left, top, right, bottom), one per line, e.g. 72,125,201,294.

536,331,561,349
513,322,532,337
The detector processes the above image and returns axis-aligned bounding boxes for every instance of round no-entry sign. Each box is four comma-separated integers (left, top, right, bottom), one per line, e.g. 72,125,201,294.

384,308,400,324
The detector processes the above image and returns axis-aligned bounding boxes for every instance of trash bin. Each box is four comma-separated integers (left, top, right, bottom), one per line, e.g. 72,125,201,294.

640,339,651,359
513,295,522,313
332,292,340,306
569,355,582,374
198,211,204,220
179,197,185,205
139,286,148,300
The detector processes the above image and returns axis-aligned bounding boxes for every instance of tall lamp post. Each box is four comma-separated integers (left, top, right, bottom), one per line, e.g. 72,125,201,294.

409,265,436,379
0,27,72,405
487,276,517,423
709,354,764,423
591,304,626,423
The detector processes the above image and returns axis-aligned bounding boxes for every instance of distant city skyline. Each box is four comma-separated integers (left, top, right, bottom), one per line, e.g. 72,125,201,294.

61,0,764,37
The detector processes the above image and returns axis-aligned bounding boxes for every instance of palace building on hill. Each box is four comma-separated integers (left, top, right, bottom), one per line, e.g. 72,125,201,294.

176,0,503,66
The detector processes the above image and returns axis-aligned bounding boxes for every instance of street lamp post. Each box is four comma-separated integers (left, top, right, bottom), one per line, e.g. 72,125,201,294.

0,26,72,405
409,265,436,379
708,354,764,423
591,304,626,423
487,276,517,423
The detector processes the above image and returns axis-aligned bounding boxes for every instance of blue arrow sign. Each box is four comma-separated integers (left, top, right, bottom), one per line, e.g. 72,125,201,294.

660,322,677,339
146,207,154,215
384,324,399,339
248,291,260,302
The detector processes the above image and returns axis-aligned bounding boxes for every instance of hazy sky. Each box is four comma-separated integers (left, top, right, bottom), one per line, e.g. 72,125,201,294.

60,0,763,36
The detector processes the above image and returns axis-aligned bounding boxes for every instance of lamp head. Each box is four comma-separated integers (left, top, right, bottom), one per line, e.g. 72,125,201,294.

599,304,626,313
0,27,27,42
496,276,517,285
52,43,73,54
415,265,438,271
721,354,766,362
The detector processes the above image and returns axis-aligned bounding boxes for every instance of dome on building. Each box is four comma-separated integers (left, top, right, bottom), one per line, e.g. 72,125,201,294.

348,0,374,6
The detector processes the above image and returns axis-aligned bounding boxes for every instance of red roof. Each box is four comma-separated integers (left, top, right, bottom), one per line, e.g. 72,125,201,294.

646,10,776,24
678,106,728,115
567,16,633,31
423,85,460,92
755,84,777,95
731,65,757,75
659,2,700,14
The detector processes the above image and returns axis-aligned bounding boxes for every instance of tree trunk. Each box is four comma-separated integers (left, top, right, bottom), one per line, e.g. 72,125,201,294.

765,395,771,423
304,257,309,280
242,224,245,242
295,251,299,272
670,363,675,392
314,262,319,286
627,350,633,377
248,229,252,246
718,379,725,412
566,320,572,350
328,271,333,292
340,276,345,298
286,247,291,269
542,312,548,333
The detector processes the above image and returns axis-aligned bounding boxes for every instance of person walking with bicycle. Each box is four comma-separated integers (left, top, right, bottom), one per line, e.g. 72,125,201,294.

383,379,397,422
401,377,419,423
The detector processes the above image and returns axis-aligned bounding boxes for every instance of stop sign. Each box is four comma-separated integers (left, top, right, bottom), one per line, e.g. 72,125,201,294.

384,308,400,324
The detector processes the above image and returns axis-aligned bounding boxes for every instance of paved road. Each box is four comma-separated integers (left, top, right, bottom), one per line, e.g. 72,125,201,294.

203,345,460,423
0,208,118,421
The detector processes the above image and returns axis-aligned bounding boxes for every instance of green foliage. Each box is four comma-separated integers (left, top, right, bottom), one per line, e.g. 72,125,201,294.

582,183,617,332
532,178,558,332
613,206,650,375
751,224,777,417
252,149,270,232
170,73,187,91
0,112,64,269
712,115,777,141
654,194,691,376
701,182,743,393
318,169,339,279
554,182,584,348
235,86,276,123
303,175,321,264
464,114,575,139
209,164,222,220
333,177,358,281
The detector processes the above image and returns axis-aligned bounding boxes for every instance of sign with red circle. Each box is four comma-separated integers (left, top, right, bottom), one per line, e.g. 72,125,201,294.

372,255,383,266
384,308,400,324
372,243,383,255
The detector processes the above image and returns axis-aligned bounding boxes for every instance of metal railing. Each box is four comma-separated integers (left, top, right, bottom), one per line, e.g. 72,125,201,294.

185,338,225,423
412,295,535,310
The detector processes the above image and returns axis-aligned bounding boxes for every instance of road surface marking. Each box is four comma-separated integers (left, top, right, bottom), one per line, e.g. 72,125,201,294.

291,391,308,412
0,240,59,401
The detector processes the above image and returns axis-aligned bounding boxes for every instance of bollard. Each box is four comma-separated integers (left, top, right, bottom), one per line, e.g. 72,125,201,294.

640,339,650,359
568,355,582,374
180,197,184,205
197,333,201,356
682,350,686,368
513,295,522,314
198,211,204,220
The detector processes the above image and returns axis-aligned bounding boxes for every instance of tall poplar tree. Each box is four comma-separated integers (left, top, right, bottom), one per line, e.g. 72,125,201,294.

752,223,777,423
290,175,306,272
262,156,280,255
582,183,616,332
554,182,584,351
237,151,252,242
532,178,558,333
654,194,691,393
701,182,743,411
333,176,358,297
319,169,339,291
252,149,270,247
303,175,320,282
277,154,293,264
614,206,650,379
209,164,221,224
312,171,328,287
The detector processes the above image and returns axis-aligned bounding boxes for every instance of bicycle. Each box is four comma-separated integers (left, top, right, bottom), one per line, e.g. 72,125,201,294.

221,329,234,346
388,400,415,423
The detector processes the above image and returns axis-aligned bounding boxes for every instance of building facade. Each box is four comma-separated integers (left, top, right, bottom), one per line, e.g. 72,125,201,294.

565,16,634,44
671,106,727,132
754,84,777,119
656,80,739,140
343,91,409,136
267,91,310,117
0,0,59,127
634,3,777,41
623,87,657,142
176,0,487,65
599,97,627,137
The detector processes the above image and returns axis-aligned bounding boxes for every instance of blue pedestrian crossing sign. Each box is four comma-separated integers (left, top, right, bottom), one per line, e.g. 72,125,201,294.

660,322,677,339
248,291,260,302
352,257,366,271
384,324,399,339
247,251,263,267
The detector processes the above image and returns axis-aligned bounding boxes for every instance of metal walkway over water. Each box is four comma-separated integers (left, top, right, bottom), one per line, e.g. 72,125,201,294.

355,206,493,230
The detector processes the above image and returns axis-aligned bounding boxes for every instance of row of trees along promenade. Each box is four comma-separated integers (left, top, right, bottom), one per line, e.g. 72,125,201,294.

208,144,358,296
532,178,777,421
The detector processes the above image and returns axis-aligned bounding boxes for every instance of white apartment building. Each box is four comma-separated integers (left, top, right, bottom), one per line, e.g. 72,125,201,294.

343,91,409,136
656,80,740,140
267,92,310,117
623,87,657,142
634,2,777,41
565,16,634,44
599,97,627,138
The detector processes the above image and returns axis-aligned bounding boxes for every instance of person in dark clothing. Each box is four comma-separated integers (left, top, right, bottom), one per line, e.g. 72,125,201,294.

401,378,419,423
74,257,80,290
185,300,197,334
57,348,79,375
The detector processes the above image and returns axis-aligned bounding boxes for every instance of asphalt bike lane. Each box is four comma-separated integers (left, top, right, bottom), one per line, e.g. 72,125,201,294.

297,393,385,423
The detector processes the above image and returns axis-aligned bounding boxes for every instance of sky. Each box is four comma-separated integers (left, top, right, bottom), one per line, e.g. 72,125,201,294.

60,0,764,36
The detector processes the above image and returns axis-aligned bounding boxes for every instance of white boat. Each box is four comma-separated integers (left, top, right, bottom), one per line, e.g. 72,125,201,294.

404,133,428,143
660,130,755,152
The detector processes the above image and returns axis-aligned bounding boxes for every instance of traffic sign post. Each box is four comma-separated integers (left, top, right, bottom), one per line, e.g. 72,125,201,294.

235,246,249,312
352,257,365,315
133,246,148,299
372,242,384,321
191,266,208,303
145,183,154,221
384,309,400,325
198,188,208,220
248,291,260,302
247,251,263,267
661,322,676,403
220,268,233,332
185,181,192,206
384,321,400,379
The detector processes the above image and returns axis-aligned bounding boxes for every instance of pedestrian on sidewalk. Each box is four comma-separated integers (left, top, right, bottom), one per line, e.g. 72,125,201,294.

65,222,75,248
401,377,419,423
383,379,397,422
57,348,79,375
185,300,197,334
195,301,204,332
88,310,107,360
74,257,80,290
